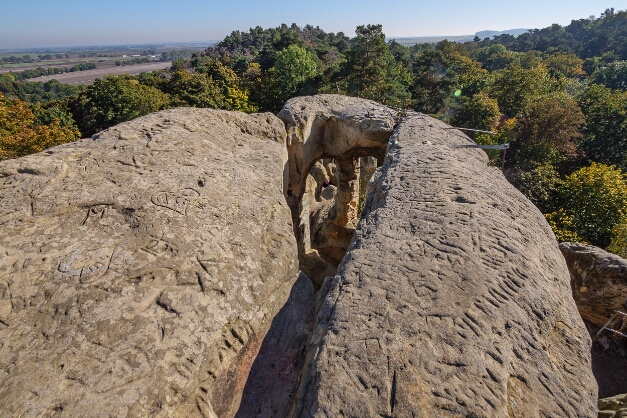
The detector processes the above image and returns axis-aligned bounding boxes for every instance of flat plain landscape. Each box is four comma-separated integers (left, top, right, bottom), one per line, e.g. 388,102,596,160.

19,61,172,85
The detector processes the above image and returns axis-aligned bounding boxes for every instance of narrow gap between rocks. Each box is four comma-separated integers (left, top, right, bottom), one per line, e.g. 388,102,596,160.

300,155,380,289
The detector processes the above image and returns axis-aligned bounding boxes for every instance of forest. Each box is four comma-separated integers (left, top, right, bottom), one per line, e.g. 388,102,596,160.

2,8,627,256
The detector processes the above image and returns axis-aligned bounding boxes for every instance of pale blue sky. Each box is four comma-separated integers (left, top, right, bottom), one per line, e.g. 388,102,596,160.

1,0,624,49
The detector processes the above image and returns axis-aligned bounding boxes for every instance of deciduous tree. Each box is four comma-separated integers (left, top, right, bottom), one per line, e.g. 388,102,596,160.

0,93,80,160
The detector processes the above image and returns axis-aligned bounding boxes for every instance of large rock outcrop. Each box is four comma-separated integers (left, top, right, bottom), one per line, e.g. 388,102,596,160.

559,242,627,329
290,112,598,417
0,95,600,418
0,108,298,417
278,95,396,284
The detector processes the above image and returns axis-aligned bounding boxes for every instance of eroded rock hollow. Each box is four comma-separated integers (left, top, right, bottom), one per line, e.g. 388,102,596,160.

0,95,598,417
278,95,394,286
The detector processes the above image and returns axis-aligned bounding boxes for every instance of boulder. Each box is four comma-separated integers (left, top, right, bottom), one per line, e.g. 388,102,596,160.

559,242,627,329
0,108,298,417
290,113,597,417
598,393,627,417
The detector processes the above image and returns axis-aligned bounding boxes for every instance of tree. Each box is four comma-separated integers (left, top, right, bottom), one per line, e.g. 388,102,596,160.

202,60,257,112
69,75,171,137
0,93,80,160
243,62,284,112
491,63,554,116
448,52,488,89
551,163,627,247
411,49,458,114
452,92,500,135
507,163,561,213
340,24,410,105
590,60,627,91
273,45,319,95
607,223,627,258
543,52,585,78
476,43,514,71
511,92,584,166
578,84,627,170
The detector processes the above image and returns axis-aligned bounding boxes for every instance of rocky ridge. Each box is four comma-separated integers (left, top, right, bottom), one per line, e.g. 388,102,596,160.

287,103,597,417
0,95,599,417
0,108,297,417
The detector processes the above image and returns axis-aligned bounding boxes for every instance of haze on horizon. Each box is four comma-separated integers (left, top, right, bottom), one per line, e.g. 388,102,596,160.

1,0,621,50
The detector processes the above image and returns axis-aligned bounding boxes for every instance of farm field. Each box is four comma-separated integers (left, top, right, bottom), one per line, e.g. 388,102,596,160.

23,61,172,85
0,57,135,73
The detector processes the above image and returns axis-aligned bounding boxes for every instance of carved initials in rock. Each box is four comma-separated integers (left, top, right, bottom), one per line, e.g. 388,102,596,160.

151,188,200,215
81,205,111,225
142,233,178,257
57,247,114,283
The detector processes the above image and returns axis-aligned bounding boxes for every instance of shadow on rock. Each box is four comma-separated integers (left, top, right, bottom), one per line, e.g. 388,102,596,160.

235,273,315,418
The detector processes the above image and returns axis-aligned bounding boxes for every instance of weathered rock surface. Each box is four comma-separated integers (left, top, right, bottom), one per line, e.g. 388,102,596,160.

0,108,298,417
290,114,597,416
278,95,395,282
0,95,601,418
599,393,627,417
559,242,627,329
235,272,314,418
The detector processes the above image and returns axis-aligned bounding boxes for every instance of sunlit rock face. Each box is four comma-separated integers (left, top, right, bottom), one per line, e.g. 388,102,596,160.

0,108,298,417
278,95,394,285
0,96,598,418
289,113,598,417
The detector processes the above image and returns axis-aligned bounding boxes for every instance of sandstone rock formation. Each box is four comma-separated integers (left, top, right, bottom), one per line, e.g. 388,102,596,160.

278,95,395,284
599,393,627,417
235,272,314,418
560,242,627,332
0,108,298,417
290,112,598,417
0,95,600,418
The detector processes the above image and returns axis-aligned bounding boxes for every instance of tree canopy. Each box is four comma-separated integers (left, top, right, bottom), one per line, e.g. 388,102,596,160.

4,12,627,255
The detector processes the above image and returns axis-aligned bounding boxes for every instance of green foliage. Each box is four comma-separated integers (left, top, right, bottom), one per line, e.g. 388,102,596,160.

590,60,627,91
545,209,587,243
453,92,500,135
481,9,627,60
511,92,584,166
491,63,554,116
507,163,561,212
578,84,627,170
69,75,171,137
476,44,515,71
0,79,85,103
273,45,319,94
340,24,410,105
474,118,516,166
411,49,458,114
448,52,488,89
543,52,585,78
555,163,627,247
6,63,97,81
607,223,627,258
162,65,256,113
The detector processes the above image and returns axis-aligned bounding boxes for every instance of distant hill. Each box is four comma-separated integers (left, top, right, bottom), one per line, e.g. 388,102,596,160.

390,28,530,45
474,29,530,39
